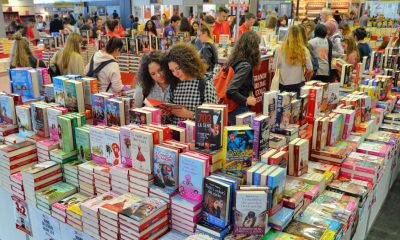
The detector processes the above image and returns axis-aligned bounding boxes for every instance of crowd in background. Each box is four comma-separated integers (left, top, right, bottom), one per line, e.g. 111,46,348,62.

7,7,400,124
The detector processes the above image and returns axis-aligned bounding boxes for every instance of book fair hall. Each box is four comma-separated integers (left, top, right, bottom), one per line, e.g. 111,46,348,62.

0,0,400,239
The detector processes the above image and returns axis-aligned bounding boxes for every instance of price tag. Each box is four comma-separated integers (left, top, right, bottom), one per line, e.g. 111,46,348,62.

11,195,32,236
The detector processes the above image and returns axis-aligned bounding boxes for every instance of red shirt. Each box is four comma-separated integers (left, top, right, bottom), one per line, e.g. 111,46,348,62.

117,25,125,37
107,31,120,38
26,27,35,40
213,21,230,43
238,24,250,37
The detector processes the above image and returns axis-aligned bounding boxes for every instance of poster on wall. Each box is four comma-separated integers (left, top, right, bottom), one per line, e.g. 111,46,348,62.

144,6,152,19
11,195,32,236
98,7,105,16
34,208,62,240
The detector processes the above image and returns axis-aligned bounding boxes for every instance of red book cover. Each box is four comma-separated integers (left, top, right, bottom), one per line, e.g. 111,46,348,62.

10,157,38,170
307,88,317,119
316,120,322,151
9,149,37,161
33,176,63,191
34,168,62,182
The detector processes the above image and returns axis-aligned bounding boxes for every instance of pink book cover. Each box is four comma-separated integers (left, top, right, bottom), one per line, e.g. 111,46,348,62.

38,68,51,85
38,139,59,148
81,192,119,214
142,107,161,124
10,172,23,184
183,151,210,176
342,159,379,175
120,126,134,167
356,142,391,158
340,170,375,184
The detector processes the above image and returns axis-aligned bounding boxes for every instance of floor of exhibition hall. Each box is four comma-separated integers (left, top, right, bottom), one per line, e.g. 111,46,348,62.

367,176,400,240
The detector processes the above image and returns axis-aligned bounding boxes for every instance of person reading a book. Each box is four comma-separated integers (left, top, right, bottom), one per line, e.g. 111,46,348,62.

135,51,176,108
224,31,260,125
10,34,46,69
84,37,125,94
341,36,360,69
165,42,217,124
50,33,85,76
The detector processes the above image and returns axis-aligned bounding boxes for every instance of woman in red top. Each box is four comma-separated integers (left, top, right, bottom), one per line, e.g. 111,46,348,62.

105,19,121,38
114,17,126,37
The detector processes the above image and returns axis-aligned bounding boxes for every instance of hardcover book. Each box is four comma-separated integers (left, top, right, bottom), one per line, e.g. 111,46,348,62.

223,126,254,171
234,190,268,235
202,177,231,228
153,145,179,194
195,106,224,151
130,129,154,174
179,153,207,203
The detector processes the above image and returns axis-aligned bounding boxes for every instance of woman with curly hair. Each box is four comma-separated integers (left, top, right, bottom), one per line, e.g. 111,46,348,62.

144,20,157,36
134,51,174,107
275,25,313,96
225,31,260,125
165,42,217,124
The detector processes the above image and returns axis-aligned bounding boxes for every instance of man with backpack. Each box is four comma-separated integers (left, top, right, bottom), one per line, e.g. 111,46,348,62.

84,37,126,94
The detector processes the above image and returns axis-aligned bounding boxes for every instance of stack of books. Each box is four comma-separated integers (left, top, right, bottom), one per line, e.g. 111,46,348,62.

119,197,169,240
36,139,59,162
0,123,19,137
66,193,91,231
81,192,119,239
21,161,62,201
51,192,90,223
98,193,141,240
129,168,153,197
93,164,111,194
35,181,77,214
49,148,78,164
0,141,38,190
110,165,130,195
171,194,202,235
10,172,25,200
63,160,81,187
78,161,99,196
268,207,294,231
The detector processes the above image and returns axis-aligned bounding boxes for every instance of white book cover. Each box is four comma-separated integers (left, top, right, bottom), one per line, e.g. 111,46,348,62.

89,126,106,164
47,108,62,141
130,129,154,174
104,128,121,166
16,106,32,132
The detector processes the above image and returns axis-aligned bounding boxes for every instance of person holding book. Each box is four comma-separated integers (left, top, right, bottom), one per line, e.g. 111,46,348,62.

135,51,176,108
198,25,218,77
225,31,260,125
10,34,46,69
50,33,84,76
84,37,124,94
165,42,217,124
144,20,157,36
353,27,371,60
274,25,313,96
341,36,360,69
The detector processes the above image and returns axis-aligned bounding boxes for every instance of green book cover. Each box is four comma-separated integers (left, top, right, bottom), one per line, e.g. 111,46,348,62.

59,116,74,152
64,80,84,113
50,148,78,160
75,126,90,162
35,182,77,204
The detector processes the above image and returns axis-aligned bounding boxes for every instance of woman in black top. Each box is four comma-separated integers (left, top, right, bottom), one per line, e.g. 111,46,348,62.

10,34,46,69
144,20,157,36
198,25,218,75
226,31,260,125
353,27,371,60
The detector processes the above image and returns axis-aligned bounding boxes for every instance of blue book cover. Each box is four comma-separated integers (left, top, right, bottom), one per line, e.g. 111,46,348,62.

0,95,16,125
153,145,179,193
53,76,67,106
252,164,270,185
106,99,122,126
268,167,286,209
224,126,254,171
268,207,294,228
91,94,107,125
178,154,206,203
202,177,231,228
10,69,34,99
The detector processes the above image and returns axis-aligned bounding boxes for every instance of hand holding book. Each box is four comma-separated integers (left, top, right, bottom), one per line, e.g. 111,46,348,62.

143,98,185,113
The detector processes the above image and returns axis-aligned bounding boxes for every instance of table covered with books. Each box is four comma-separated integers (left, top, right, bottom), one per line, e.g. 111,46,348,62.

0,46,399,240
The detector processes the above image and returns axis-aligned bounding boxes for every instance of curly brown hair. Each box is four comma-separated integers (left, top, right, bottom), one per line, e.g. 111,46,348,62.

166,42,208,80
227,31,260,67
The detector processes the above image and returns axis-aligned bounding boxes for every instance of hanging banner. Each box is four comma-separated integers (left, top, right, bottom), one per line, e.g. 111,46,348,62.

12,195,32,236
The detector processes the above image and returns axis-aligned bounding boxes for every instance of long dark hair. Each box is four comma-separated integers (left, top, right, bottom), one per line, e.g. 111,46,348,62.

137,51,173,97
227,31,260,67
144,20,157,36
190,21,199,36
179,17,191,32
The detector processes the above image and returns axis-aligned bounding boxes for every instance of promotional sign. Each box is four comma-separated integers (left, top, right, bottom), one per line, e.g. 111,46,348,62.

12,195,32,236
252,58,271,113
34,209,62,240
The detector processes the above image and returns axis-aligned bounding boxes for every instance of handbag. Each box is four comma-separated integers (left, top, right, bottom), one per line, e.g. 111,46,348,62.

270,53,280,91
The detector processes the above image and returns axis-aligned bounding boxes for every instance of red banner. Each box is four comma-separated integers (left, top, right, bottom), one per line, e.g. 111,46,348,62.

251,58,271,113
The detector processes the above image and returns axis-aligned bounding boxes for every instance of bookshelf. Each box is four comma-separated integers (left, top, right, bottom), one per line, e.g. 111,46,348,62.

293,0,307,19
307,0,327,19
331,0,350,15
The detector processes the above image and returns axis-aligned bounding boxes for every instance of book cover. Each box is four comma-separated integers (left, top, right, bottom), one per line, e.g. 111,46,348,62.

80,192,119,214
119,197,167,224
327,83,340,110
275,92,291,129
99,193,142,217
53,76,69,106
120,126,134,167
195,107,223,151
179,153,206,203
104,127,121,166
81,77,98,109
262,91,278,128
284,220,333,240
91,93,109,126
268,207,294,230
0,95,16,125
153,145,179,193
89,126,106,164
299,94,309,125
35,182,77,204
202,177,231,228
307,87,323,119
252,115,270,160
32,104,49,138
47,107,67,141
10,69,39,100
223,126,254,171
234,190,268,235
16,105,32,133
64,80,85,113
129,108,152,125
290,100,301,124
75,126,90,162
52,192,91,213
58,116,74,152
130,129,154,174
106,99,125,126
235,112,256,126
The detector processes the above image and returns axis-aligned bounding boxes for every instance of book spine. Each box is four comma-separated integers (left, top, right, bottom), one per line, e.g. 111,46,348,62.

316,120,322,151
343,113,350,140
327,120,333,146
34,176,63,191
252,119,261,159
294,144,300,177
307,89,317,119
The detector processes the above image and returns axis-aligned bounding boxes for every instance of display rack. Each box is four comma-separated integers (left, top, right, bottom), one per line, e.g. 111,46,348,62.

293,0,306,19
331,0,350,15
306,0,326,19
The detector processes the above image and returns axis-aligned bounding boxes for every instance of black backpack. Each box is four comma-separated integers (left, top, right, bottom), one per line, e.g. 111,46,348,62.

86,56,116,92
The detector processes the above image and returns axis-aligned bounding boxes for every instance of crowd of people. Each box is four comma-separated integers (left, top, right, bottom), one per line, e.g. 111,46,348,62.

8,7,400,125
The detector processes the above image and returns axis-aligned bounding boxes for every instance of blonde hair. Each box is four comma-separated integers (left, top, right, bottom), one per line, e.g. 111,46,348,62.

280,25,307,65
11,34,36,67
343,36,360,61
60,33,82,69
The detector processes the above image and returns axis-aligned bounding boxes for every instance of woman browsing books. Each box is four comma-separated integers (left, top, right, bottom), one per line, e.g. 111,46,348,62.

198,25,219,77
135,51,177,108
10,34,46,69
164,42,217,124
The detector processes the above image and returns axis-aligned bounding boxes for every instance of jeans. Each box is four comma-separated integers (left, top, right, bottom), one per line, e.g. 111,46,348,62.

228,106,249,126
